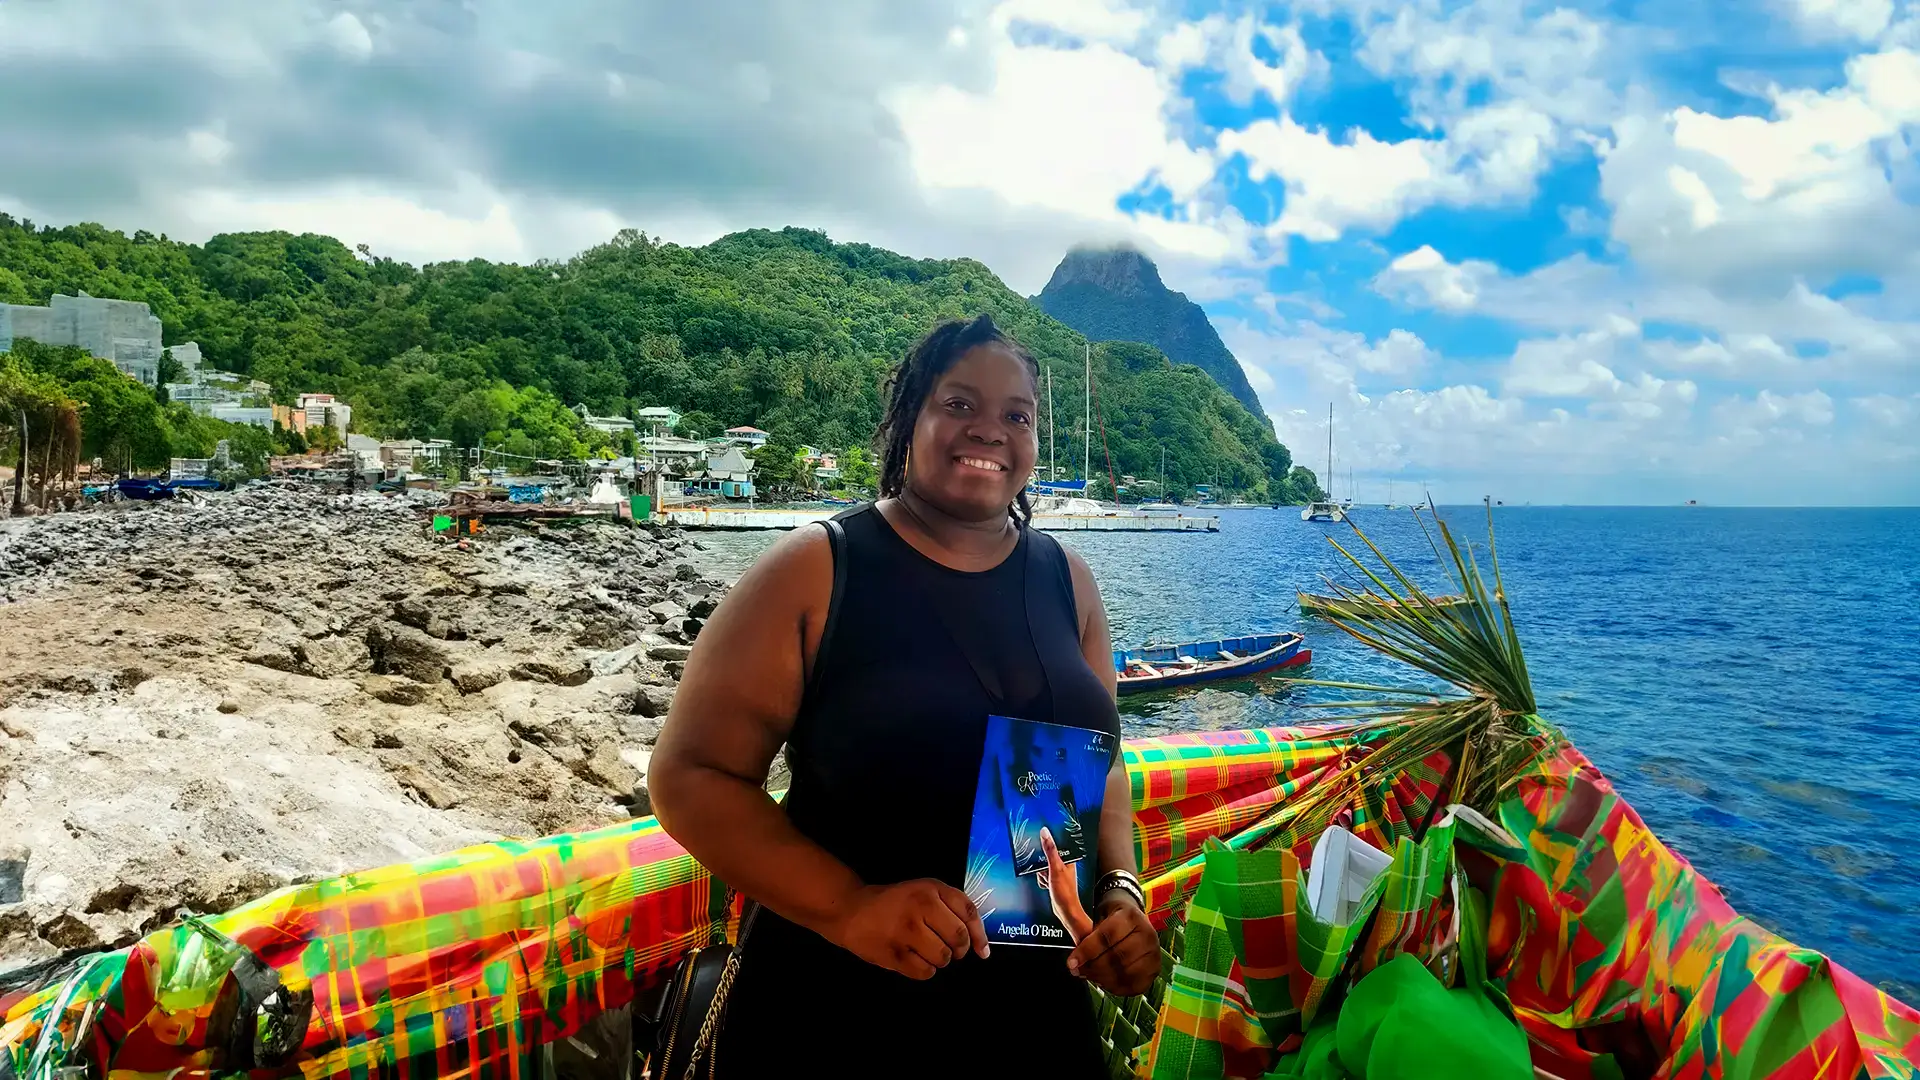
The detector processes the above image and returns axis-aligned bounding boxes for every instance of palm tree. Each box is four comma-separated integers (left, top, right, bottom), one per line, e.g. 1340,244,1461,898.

0,357,81,514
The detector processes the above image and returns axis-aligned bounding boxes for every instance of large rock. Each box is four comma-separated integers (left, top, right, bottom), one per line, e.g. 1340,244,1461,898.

646,599,687,624
578,740,639,793
367,623,454,684
362,675,434,706
450,653,512,694
646,644,692,662
511,652,592,687
391,763,464,809
631,685,675,719
298,635,370,679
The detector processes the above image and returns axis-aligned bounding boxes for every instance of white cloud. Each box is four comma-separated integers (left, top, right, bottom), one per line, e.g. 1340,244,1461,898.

1375,243,1920,380
889,11,1225,241
1599,49,1920,291
1785,0,1894,41
1222,119,1446,241
1713,389,1838,429
1357,0,1615,131
992,0,1149,45
322,11,374,62
1852,392,1919,425
185,128,232,166
1384,245,1481,310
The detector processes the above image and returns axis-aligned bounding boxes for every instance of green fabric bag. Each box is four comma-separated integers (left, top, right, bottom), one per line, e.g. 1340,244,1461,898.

1265,884,1531,1080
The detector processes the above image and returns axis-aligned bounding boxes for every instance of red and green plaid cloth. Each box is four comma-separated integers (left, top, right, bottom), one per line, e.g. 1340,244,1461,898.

4,722,1915,1080
1140,726,1920,1080
1146,812,1464,1079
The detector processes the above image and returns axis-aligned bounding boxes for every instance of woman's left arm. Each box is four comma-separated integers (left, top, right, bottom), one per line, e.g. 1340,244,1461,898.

1064,546,1160,996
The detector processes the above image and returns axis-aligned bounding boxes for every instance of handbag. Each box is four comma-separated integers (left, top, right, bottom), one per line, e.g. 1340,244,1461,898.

642,902,759,1080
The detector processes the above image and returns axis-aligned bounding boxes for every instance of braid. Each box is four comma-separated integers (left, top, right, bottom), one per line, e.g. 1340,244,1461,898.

877,314,1041,524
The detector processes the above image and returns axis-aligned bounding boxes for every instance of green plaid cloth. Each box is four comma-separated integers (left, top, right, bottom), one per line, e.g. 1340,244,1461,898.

1148,821,1464,1079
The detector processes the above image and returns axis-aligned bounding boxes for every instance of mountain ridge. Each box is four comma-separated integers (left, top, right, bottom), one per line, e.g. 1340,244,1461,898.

1034,245,1269,425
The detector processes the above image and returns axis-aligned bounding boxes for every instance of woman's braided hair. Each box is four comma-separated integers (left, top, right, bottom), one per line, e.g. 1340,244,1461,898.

877,314,1040,526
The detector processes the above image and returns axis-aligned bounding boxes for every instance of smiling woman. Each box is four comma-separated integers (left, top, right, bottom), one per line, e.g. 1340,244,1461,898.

649,315,1156,1078
876,315,1042,524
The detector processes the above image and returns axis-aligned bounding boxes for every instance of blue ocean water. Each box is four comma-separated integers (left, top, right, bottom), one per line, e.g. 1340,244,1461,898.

694,506,1920,997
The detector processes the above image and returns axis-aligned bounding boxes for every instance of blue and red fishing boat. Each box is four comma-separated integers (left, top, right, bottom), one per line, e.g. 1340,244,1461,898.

1113,632,1309,695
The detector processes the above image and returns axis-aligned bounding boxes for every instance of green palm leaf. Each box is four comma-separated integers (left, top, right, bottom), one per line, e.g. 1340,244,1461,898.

1281,502,1561,842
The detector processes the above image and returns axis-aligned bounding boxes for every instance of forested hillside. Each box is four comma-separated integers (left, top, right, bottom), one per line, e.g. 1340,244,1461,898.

0,217,1320,501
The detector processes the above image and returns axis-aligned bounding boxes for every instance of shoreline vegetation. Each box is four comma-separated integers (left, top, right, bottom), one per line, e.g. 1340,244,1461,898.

0,217,1325,506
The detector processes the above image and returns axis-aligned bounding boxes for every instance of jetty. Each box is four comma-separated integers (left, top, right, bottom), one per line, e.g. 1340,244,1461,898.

661,507,1220,532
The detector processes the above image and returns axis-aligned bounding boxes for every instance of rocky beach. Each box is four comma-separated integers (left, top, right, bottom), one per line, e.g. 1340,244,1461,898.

0,484,727,968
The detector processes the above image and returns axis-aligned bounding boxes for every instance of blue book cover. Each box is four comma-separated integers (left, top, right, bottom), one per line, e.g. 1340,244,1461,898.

965,715,1116,949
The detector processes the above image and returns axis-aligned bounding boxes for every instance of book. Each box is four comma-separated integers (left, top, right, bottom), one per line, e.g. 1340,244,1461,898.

964,715,1117,949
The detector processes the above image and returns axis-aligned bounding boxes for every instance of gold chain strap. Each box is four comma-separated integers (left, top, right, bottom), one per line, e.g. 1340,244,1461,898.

679,949,742,1077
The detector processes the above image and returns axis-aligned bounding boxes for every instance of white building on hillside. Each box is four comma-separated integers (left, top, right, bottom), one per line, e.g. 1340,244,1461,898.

0,291,196,386
298,393,352,437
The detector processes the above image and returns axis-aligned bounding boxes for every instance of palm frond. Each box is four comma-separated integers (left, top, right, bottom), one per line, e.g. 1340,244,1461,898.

1281,502,1561,839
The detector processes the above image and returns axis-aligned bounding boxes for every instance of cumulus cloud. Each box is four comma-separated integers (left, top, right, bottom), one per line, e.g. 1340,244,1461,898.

0,0,1238,291
1598,48,1920,293
1784,0,1894,41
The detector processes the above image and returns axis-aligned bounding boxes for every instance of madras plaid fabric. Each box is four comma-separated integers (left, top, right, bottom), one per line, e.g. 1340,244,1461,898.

2,813,727,1080
1125,726,1449,930
1466,743,1920,1080
1146,841,1303,1080
1352,810,1458,983
8,726,1919,1080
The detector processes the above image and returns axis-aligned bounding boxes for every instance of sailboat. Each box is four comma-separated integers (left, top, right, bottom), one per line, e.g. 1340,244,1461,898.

1302,403,1347,523
1385,479,1402,511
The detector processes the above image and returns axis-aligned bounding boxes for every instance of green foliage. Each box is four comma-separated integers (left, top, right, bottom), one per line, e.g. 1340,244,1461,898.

0,216,1304,498
1283,466,1327,504
750,432,806,495
838,446,878,494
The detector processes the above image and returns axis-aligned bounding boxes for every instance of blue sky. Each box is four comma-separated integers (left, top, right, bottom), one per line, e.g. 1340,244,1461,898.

1,0,1916,503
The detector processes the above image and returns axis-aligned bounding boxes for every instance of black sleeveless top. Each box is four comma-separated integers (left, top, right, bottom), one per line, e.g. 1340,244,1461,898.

716,503,1122,1078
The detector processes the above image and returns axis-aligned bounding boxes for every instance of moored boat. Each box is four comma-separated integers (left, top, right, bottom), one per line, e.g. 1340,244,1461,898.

1300,500,1346,523
1113,632,1309,696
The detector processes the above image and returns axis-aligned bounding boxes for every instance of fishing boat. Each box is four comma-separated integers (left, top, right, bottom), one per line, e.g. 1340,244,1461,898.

5,520,1915,1080
1113,632,1309,695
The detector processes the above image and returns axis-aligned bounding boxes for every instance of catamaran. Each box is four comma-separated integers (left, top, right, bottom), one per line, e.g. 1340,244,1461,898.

1302,403,1347,522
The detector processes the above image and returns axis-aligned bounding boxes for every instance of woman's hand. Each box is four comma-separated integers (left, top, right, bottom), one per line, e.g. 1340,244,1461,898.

1038,827,1095,942
1067,898,1159,997
825,879,990,980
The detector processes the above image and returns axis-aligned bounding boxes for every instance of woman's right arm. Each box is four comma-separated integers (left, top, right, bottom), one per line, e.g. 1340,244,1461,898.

649,525,988,977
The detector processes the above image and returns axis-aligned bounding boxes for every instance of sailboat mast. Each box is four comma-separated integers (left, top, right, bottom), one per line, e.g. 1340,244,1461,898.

1083,342,1091,487
1046,366,1055,483
1325,403,1333,501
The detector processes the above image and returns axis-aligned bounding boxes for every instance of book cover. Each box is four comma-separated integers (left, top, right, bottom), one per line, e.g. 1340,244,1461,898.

964,715,1116,949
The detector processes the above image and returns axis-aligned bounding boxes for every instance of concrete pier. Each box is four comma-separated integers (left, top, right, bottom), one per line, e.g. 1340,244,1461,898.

661,507,1220,532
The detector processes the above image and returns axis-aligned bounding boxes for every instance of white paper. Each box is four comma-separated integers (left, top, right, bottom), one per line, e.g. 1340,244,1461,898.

1306,825,1393,924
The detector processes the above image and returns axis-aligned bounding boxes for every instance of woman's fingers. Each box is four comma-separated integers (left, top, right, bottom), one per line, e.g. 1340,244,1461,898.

903,920,954,971
937,885,991,958
892,947,937,981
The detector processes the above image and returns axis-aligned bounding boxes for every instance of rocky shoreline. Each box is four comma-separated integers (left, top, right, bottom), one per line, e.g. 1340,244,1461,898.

0,483,729,967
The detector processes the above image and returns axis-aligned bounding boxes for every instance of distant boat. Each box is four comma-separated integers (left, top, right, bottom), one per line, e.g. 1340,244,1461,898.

1304,403,1350,523
1113,633,1310,696
1301,501,1347,523
1134,502,1181,516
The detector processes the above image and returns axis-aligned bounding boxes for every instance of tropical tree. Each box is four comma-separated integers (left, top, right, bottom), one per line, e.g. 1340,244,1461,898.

0,354,81,512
